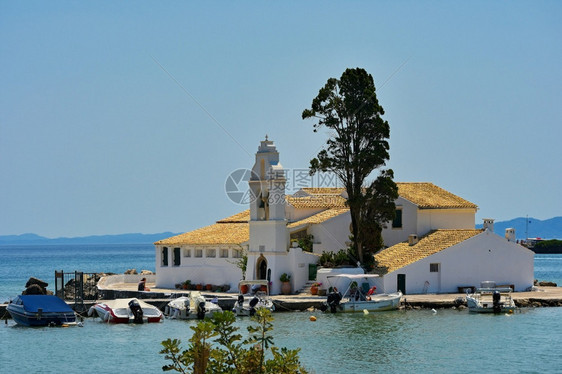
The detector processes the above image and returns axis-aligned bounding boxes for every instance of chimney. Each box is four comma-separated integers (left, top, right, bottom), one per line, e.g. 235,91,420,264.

482,218,495,232
408,234,419,246
505,228,516,242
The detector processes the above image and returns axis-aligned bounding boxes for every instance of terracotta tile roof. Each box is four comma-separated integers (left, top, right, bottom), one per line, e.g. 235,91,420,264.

155,210,250,246
288,208,349,228
216,210,250,223
373,229,483,274
300,187,345,196
397,182,477,209
286,195,348,209
155,223,249,246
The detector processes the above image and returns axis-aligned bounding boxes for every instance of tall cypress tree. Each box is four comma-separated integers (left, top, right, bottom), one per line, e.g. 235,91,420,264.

303,68,398,264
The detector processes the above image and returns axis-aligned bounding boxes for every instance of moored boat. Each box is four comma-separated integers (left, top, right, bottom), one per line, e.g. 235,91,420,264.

7,295,77,326
466,287,517,313
88,298,163,323
164,292,223,320
233,280,275,316
320,274,402,313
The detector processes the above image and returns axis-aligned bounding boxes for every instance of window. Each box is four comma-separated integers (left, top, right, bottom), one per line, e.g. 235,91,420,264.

430,263,439,272
161,247,169,266
233,249,242,258
183,249,191,258
206,248,216,258
173,247,181,266
195,249,203,258
220,248,229,258
392,208,403,229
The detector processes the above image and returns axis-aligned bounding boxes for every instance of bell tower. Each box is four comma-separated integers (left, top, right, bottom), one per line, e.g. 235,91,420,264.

248,136,288,253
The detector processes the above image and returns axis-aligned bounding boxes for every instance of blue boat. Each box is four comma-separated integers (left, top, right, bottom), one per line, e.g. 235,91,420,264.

7,295,77,326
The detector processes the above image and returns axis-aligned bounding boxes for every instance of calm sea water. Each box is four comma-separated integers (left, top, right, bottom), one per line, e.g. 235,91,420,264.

1,245,561,373
0,244,155,302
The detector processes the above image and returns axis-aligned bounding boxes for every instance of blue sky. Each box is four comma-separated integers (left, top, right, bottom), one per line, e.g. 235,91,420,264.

1,1,560,238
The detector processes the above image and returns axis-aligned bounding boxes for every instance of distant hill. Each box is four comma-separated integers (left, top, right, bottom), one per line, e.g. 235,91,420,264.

476,217,562,240
2,216,560,245
0,232,181,245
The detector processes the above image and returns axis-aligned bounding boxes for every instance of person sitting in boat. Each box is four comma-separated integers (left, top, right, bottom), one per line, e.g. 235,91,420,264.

138,277,150,291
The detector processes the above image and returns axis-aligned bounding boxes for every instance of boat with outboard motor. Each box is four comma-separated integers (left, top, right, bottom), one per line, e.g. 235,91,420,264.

164,292,223,320
233,280,275,316
320,274,402,313
466,287,517,313
88,298,163,323
7,295,77,326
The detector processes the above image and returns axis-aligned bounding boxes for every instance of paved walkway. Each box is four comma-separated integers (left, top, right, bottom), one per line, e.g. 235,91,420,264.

101,281,562,309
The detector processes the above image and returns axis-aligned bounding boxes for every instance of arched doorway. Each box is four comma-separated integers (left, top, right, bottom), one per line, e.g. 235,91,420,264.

256,255,268,280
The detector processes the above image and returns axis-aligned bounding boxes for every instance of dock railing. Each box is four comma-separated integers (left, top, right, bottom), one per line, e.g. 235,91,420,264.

54,271,100,312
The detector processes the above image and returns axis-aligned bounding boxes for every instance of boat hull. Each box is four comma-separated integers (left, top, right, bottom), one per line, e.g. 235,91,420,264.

88,298,163,323
7,307,76,326
337,292,402,313
164,295,223,320
466,296,517,314
466,287,517,314
233,299,275,317
7,295,77,327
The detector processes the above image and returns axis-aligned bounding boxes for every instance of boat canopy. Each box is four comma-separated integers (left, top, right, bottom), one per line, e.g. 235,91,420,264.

239,280,270,286
327,274,380,280
14,295,73,313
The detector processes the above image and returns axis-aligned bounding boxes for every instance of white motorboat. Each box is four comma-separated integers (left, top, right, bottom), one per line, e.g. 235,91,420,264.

466,287,517,313
321,274,402,313
88,298,163,323
164,292,223,320
233,280,275,316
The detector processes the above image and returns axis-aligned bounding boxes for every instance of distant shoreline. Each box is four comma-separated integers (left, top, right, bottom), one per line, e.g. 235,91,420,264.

0,232,180,246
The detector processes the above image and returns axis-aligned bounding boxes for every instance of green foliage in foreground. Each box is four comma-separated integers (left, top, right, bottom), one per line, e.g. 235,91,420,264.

160,309,308,374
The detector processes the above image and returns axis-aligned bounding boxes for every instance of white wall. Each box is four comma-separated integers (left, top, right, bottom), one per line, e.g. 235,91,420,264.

382,198,418,248
310,212,351,254
247,247,319,294
381,230,534,294
417,208,475,236
155,245,243,291
249,220,289,252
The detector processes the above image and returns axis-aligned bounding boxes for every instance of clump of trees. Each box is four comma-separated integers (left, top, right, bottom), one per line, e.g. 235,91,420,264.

160,309,308,374
533,239,562,254
303,68,398,266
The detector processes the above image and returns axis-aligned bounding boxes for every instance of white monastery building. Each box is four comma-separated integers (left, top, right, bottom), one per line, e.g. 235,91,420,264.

155,137,534,294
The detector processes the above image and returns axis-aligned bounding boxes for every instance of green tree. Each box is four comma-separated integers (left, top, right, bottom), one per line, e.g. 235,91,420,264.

303,68,398,264
160,309,308,374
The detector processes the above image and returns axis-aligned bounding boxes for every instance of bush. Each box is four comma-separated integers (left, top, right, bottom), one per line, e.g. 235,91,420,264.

160,309,308,373
318,250,353,267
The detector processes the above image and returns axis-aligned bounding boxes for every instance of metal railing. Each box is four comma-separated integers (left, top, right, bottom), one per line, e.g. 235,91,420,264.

54,271,101,311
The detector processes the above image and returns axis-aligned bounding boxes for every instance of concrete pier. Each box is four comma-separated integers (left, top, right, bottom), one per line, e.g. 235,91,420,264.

3,287,561,320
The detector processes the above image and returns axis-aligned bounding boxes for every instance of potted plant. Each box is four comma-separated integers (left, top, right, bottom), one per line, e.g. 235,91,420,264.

196,283,203,291
182,280,191,290
310,282,322,295
280,273,291,295
175,283,182,290
240,284,249,294
206,284,213,291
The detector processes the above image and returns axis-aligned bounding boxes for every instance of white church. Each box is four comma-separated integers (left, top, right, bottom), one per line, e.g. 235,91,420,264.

154,137,534,294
